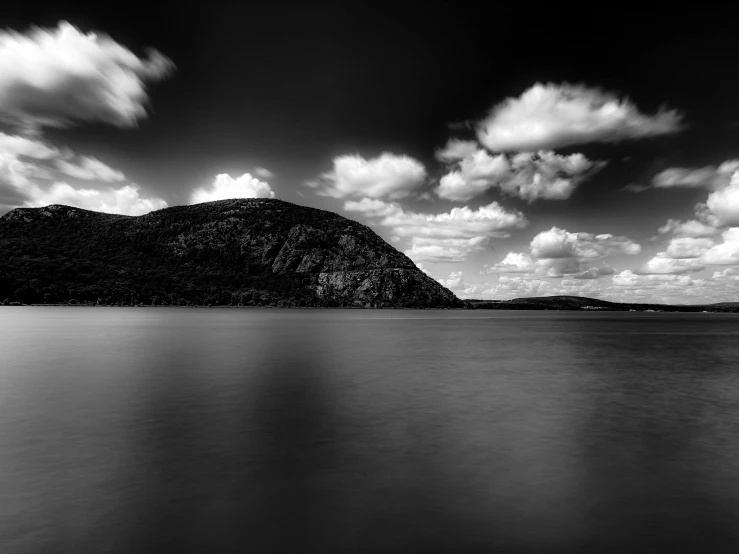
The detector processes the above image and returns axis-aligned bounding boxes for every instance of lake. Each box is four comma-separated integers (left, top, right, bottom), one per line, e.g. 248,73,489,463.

2,307,739,553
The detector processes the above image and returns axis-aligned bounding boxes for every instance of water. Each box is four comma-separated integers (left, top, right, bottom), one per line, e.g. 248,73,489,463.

2,308,739,553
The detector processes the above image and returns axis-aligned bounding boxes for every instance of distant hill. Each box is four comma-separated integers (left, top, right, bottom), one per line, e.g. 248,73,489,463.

465,295,739,313
0,199,462,308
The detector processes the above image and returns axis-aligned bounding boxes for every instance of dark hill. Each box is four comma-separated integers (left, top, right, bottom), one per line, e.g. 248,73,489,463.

465,295,739,312
0,199,462,308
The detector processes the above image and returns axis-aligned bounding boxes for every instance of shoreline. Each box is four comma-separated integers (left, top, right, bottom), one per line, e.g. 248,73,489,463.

1,304,736,313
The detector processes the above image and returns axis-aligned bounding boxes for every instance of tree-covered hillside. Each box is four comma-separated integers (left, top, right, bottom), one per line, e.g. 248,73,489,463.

0,200,462,308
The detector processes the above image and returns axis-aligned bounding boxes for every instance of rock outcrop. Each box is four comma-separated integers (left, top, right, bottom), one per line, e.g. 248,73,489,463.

0,199,462,308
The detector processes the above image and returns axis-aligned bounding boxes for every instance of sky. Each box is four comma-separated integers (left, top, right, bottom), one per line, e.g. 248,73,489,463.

2,2,739,304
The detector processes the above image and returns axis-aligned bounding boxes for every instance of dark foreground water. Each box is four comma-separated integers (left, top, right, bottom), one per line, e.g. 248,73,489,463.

2,308,739,553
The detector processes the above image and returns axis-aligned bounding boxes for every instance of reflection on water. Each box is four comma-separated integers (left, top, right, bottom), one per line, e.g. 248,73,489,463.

2,308,739,553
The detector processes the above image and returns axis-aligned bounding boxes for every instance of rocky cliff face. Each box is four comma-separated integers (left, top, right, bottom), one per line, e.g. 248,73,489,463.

0,199,462,308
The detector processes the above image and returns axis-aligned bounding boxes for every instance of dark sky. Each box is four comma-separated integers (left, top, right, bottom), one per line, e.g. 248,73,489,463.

2,2,739,302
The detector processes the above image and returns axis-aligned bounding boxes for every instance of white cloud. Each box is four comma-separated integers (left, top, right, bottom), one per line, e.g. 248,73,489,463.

310,153,426,199
0,132,59,158
0,131,154,218
477,274,604,301
611,270,693,288
24,182,167,216
483,252,536,273
658,218,720,238
435,139,479,163
637,253,704,275
436,271,491,298
475,261,739,305
56,155,125,182
0,21,174,132
530,227,641,259
699,228,739,265
656,160,739,237
664,237,714,259
254,166,274,179
713,267,739,281
476,82,682,152
405,237,489,263
572,266,615,279
629,227,739,279
652,161,739,190
0,150,49,189
436,148,604,202
535,257,615,278
415,262,433,276
190,173,275,204
437,149,509,201
483,227,636,282
705,176,739,227
437,271,466,291
612,270,639,287
344,198,527,263
0,132,58,192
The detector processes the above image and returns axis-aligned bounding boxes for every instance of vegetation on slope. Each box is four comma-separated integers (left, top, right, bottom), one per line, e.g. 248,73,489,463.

0,200,462,308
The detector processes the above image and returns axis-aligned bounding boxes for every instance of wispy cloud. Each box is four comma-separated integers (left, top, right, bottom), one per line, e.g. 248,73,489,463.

0,21,174,133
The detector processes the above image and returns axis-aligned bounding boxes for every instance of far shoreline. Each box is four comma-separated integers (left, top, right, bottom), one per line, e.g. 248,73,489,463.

1,303,736,313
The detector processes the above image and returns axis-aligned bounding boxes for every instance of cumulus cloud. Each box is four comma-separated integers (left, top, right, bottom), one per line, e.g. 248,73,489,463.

190,173,275,204
56,155,125,182
637,253,704,275
484,227,636,282
309,153,426,199
664,237,715,259
436,271,491,298
476,82,682,152
476,274,604,301
658,218,720,238
483,252,537,273
344,198,527,263
655,160,739,238
436,148,604,202
437,271,466,291
437,149,509,201
0,21,174,132
611,270,693,289
699,228,739,265
475,268,715,304
24,182,167,216
479,260,739,305
612,270,640,287
631,227,739,278
713,267,739,281
530,227,641,259
603,270,730,305
705,176,739,227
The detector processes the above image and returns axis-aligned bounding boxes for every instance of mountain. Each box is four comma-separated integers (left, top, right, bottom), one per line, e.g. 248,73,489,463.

465,295,739,312
0,199,462,308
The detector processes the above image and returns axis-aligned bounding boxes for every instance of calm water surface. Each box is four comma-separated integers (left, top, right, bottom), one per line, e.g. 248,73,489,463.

2,308,739,553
